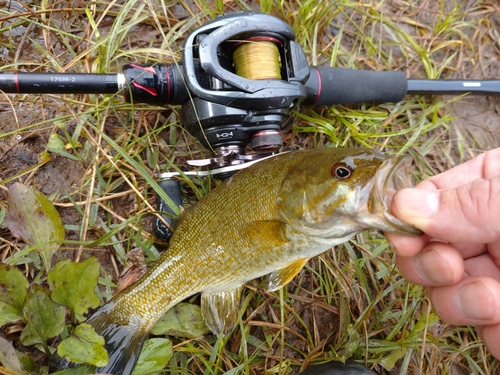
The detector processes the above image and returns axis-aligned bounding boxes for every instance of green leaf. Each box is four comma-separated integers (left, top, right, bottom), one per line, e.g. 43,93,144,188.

17,351,37,373
132,338,172,375
48,257,101,322
57,323,108,368
45,133,81,161
0,263,29,326
345,325,361,356
380,346,407,371
151,303,209,338
4,183,65,272
0,203,6,226
46,133,65,152
20,286,66,351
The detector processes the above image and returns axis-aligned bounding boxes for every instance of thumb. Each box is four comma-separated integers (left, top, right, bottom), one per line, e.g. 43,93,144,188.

392,178,500,243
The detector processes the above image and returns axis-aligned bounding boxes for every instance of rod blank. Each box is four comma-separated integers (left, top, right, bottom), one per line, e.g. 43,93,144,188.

0,72,124,94
407,79,500,96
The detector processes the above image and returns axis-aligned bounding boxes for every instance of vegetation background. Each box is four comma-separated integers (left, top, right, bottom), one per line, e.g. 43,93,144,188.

1,0,500,374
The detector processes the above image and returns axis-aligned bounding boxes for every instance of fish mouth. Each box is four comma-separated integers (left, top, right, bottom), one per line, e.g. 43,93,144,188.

369,155,422,235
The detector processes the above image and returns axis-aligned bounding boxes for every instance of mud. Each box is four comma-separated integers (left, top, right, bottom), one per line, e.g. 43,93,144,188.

0,105,81,195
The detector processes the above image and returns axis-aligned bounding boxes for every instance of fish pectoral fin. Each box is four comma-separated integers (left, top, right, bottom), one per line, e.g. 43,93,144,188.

201,286,244,336
244,220,289,248
268,258,309,292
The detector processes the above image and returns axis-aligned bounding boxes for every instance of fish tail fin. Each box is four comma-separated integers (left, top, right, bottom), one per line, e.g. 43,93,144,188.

53,303,148,375
87,304,148,375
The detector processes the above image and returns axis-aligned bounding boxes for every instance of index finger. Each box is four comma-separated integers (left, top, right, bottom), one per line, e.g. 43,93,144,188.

386,232,430,257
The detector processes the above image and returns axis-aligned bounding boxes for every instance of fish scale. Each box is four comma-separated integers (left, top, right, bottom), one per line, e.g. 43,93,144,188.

63,147,421,375
111,152,292,319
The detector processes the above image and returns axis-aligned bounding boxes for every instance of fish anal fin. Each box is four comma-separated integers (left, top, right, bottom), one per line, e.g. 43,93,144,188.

201,286,244,336
268,258,309,292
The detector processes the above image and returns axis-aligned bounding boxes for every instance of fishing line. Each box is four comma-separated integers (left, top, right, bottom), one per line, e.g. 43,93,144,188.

232,37,281,80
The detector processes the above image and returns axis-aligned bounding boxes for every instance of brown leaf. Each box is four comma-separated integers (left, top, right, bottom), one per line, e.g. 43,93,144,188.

5,182,65,271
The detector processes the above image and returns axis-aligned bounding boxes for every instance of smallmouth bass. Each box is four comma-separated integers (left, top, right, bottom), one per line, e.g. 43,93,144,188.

77,148,421,373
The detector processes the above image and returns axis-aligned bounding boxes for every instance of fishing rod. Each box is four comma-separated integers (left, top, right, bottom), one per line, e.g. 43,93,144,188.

1,12,499,239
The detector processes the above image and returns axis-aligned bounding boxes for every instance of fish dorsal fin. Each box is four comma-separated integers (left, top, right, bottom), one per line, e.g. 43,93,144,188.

201,286,244,336
268,258,309,292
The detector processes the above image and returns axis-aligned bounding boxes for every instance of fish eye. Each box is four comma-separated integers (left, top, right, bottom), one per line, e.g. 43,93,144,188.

331,163,352,179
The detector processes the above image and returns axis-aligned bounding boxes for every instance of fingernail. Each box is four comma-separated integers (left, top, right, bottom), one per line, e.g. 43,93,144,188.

414,249,453,284
394,189,439,219
453,281,495,320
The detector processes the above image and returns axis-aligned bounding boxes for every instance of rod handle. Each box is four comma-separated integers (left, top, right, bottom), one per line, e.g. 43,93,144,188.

303,66,408,105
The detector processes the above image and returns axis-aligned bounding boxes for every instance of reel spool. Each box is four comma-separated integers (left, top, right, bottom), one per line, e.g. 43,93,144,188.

232,37,282,80
232,36,283,152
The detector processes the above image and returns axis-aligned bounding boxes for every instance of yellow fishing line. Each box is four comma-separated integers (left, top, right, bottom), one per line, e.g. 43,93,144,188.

233,41,281,80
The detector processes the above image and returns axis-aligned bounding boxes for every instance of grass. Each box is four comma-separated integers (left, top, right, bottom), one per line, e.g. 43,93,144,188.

1,0,500,374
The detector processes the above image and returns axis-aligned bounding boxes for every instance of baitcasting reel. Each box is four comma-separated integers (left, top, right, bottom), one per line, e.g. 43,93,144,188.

125,12,309,172
2,12,500,240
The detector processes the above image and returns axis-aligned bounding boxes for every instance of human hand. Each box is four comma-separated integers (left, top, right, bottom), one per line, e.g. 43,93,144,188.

386,147,500,359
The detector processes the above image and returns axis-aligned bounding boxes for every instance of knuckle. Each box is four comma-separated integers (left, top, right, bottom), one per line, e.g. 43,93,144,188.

453,178,500,240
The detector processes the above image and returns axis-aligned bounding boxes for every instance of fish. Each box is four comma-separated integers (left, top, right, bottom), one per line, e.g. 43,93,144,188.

68,148,421,374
